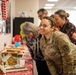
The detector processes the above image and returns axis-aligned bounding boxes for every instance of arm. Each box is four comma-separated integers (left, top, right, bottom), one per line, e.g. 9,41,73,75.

56,34,74,75
67,23,76,44
40,38,59,75
26,43,34,59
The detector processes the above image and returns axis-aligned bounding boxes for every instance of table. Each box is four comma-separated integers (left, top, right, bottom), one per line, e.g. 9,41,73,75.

1,46,33,75
6,59,33,75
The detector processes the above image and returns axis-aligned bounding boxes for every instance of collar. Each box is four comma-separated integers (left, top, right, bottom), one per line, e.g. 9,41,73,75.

42,31,54,44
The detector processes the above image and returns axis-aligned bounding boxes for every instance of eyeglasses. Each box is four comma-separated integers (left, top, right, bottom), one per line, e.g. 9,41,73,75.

38,13,46,18
38,14,44,18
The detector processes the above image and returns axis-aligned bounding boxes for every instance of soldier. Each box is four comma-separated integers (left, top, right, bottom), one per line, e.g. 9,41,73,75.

38,16,76,75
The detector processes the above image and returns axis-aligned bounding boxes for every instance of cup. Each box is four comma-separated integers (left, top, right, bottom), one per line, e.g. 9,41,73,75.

20,59,25,66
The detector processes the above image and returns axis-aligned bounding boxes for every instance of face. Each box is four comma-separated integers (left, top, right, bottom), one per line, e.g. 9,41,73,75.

22,40,26,45
39,19,53,36
26,32,34,39
54,14,64,26
38,11,47,20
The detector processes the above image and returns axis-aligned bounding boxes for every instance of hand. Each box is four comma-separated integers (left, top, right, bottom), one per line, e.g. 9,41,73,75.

72,33,76,40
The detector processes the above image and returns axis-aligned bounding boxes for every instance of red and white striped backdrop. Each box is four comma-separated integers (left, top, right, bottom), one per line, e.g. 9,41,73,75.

2,0,9,20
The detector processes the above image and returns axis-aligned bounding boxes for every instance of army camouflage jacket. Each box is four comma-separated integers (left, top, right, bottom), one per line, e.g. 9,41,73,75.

59,20,76,45
40,31,75,75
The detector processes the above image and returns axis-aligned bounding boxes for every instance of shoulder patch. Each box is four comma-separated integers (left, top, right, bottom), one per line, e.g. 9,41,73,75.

62,45,70,52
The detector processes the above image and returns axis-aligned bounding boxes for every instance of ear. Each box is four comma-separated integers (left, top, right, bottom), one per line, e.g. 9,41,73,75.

45,12,48,16
62,17,65,20
51,26,55,31
51,26,55,29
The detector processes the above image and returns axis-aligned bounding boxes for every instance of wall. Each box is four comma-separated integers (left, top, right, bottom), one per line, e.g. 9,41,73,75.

15,0,39,26
0,0,15,50
0,0,39,50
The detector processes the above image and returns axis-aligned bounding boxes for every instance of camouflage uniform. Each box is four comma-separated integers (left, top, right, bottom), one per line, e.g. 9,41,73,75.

40,30,76,75
59,20,76,45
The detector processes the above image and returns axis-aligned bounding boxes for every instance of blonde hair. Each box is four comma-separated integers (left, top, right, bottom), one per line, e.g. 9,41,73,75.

54,9,69,20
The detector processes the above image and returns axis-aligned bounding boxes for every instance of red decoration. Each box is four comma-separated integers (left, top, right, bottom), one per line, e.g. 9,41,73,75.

12,35,22,44
2,0,9,20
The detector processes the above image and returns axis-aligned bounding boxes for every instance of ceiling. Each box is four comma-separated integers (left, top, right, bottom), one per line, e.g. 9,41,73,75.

39,0,76,10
